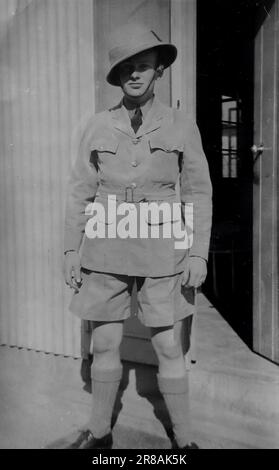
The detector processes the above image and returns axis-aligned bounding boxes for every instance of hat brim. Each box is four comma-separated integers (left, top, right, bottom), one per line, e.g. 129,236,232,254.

106,43,177,86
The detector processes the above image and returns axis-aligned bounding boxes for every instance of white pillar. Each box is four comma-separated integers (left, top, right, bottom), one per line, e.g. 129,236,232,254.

170,0,197,117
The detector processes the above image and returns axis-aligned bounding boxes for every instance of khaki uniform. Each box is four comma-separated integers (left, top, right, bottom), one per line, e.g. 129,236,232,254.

65,23,211,450
64,97,212,278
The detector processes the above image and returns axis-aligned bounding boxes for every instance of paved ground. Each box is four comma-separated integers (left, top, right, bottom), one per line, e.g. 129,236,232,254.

1,295,279,449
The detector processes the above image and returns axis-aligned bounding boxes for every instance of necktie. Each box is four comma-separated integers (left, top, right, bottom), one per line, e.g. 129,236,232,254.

130,107,143,133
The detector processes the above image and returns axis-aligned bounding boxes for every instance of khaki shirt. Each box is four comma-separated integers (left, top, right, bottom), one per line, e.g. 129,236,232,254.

64,97,212,276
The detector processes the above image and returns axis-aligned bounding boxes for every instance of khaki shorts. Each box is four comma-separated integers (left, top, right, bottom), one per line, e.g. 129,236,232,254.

69,269,195,327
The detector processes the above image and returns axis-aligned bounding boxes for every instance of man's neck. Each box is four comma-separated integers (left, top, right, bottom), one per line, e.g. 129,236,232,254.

123,93,154,111
123,94,154,120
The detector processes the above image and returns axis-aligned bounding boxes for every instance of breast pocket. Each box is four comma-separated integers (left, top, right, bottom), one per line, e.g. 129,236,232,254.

148,136,184,156
90,138,119,170
90,138,119,163
148,136,184,181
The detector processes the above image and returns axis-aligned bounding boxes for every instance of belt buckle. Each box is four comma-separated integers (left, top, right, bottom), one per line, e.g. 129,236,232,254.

125,186,134,203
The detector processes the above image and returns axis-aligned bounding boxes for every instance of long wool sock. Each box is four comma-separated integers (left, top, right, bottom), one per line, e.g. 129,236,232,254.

158,374,192,447
87,365,123,438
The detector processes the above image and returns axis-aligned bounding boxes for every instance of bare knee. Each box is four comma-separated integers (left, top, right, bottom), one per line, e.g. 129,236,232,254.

151,332,182,361
92,322,122,356
93,334,120,356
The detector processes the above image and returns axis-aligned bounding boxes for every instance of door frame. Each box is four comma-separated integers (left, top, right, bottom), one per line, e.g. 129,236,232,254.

253,0,279,364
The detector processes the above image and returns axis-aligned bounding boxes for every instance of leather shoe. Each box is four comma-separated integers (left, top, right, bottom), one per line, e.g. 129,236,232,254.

172,440,199,449
66,430,113,449
181,442,199,449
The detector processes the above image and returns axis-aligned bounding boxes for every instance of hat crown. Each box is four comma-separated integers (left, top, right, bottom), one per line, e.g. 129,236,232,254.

106,22,177,86
108,23,163,66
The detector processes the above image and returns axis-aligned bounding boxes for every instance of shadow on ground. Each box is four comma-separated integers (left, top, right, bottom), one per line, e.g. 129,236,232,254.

46,359,173,449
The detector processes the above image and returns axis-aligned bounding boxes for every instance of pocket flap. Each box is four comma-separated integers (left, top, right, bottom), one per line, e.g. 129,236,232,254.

149,136,184,153
91,138,119,154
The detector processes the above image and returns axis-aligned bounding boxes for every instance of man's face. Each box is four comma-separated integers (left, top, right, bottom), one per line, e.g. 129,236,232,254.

118,50,158,99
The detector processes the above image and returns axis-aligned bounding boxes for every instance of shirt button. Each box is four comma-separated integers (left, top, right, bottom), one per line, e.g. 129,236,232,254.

132,138,140,144
131,182,137,188
131,161,138,167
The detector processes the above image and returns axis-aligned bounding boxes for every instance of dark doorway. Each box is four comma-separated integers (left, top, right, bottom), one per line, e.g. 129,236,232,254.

196,0,258,347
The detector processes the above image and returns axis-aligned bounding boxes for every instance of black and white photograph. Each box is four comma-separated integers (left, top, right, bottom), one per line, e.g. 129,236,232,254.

0,0,278,453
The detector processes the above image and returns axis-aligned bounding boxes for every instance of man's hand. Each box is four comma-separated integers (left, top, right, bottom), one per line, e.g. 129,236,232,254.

63,251,82,292
181,256,207,288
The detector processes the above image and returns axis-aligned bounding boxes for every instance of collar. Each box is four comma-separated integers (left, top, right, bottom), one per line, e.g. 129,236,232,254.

110,96,170,138
123,95,154,121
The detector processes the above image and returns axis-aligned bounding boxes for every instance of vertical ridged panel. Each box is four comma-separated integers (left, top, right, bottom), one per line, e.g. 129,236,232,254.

0,0,95,357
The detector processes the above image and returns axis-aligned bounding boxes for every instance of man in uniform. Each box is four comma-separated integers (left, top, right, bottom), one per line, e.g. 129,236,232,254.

63,23,212,449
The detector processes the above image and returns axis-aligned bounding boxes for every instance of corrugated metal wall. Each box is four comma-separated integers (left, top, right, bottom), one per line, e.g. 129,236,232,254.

0,0,96,356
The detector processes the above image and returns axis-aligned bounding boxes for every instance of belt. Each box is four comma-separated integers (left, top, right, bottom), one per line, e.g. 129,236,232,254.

97,186,177,203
